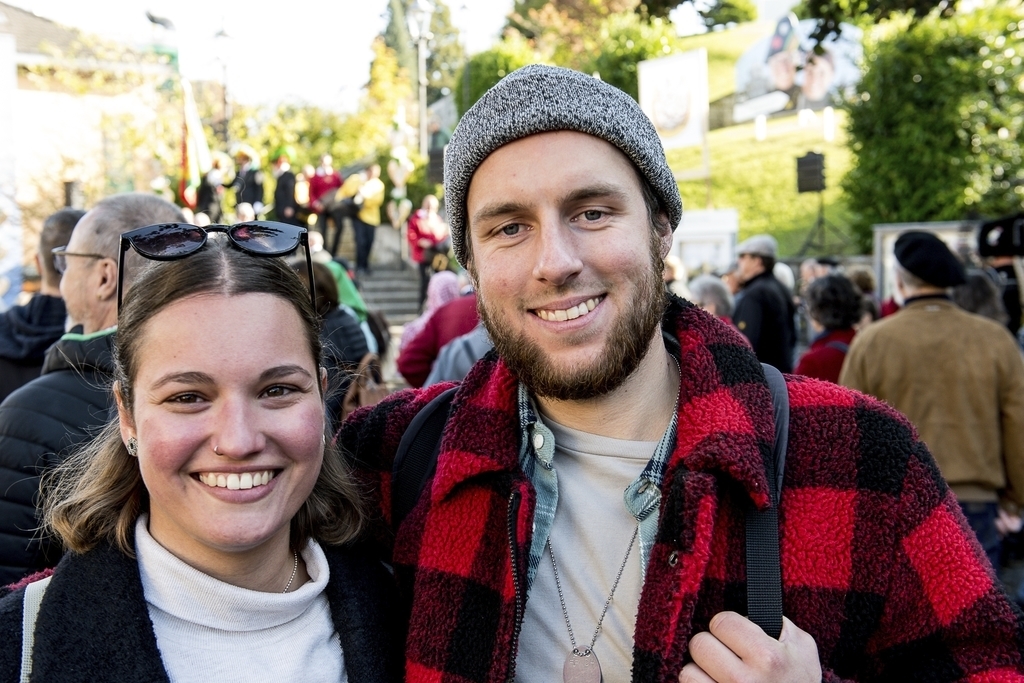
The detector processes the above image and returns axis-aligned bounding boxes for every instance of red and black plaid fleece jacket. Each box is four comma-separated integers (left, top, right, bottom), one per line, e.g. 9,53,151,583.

340,297,1024,683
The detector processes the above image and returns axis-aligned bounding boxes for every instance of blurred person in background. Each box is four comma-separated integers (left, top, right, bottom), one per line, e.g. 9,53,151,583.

423,323,493,387
845,264,880,330
309,154,343,239
0,194,184,584
231,146,264,215
688,274,736,326
272,147,301,227
291,261,369,428
397,272,477,388
733,234,796,371
987,255,1022,338
718,261,741,295
0,209,84,402
406,195,451,307
399,270,459,352
841,232,1024,571
196,157,225,224
338,165,385,276
235,202,256,223
953,269,1012,327
795,274,862,383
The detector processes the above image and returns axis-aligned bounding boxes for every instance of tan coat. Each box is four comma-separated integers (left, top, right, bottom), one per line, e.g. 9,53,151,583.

840,297,1024,507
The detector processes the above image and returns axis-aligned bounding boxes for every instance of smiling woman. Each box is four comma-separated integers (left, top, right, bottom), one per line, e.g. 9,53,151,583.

0,234,400,683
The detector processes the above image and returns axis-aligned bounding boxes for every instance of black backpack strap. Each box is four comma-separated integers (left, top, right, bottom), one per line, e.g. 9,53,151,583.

825,341,850,353
391,387,458,525
746,363,789,639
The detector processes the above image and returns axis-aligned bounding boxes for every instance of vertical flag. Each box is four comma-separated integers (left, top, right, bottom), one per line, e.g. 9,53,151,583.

180,79,212,209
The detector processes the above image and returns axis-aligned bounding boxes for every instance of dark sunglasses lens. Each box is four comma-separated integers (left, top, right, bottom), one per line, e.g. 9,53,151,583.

230,223,301,254
128,224,206,258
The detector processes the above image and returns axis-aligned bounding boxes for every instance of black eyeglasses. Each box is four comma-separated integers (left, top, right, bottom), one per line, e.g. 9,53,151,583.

52,246,107,275
117,221,315,310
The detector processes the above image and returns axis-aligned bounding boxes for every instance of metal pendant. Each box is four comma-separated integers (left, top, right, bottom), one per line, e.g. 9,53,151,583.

563,649,602,683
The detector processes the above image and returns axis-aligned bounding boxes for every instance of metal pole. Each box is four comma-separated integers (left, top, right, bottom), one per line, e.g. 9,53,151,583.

221,62,229,143
418,36,428,158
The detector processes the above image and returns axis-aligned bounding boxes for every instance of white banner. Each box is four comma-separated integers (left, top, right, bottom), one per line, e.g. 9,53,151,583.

671,209,739,273
638,49,709,150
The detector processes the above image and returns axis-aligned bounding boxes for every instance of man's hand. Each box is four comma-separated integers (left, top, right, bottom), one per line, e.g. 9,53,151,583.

679,612,821,683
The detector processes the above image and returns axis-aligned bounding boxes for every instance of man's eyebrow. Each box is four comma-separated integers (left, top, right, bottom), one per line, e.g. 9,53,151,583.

470,184,632,227
559,183,632,205
471,200,532,226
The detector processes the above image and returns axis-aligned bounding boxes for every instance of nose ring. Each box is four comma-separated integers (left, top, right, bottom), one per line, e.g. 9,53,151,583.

213,445,222,455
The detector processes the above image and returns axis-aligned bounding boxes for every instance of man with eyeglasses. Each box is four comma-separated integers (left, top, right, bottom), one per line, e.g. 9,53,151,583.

0,208,84,402
0,193,183,584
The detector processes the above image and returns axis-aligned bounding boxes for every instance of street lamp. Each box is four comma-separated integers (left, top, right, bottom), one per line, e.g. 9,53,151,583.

214,26,231,144
407,0,433,158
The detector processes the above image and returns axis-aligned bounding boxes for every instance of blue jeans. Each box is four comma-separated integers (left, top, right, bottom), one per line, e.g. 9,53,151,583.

959,501,1001,571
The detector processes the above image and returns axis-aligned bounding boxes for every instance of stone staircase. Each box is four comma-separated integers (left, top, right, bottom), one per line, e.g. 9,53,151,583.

358,264,421,327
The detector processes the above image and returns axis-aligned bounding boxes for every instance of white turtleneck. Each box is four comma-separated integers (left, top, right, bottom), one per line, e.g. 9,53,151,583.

134,516,346,683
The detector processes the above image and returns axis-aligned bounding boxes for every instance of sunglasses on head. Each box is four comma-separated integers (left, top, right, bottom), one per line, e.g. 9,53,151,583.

117,221,315,311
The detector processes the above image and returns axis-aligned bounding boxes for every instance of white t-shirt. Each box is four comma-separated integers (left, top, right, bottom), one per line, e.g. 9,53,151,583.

515,417,658,682
135,516,346,683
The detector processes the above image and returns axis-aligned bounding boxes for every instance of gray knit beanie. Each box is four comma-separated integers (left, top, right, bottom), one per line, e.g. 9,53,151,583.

443,64,683,266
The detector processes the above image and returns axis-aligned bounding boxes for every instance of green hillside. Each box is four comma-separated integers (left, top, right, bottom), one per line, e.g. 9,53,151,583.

667,110,858,257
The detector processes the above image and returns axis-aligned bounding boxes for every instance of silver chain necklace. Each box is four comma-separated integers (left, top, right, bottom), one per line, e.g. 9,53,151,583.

548,525,639,683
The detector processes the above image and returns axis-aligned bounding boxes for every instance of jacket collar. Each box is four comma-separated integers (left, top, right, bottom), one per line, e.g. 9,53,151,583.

430,297,776,509
41,326,117,376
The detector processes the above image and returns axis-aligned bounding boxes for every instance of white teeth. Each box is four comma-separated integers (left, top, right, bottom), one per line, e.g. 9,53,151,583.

199,471,275,490
538,297,601,322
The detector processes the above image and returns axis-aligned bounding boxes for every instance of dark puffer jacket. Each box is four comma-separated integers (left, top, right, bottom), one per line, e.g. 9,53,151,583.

0,328,116,584
0,539,401,683
0,295,66,403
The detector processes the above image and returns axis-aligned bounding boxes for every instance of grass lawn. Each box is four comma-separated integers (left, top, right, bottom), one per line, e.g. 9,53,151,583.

666,109,860,257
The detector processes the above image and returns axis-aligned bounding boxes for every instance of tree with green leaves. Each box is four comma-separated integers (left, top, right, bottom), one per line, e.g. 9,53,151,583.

842,2,1024,249
700,0,756,27
582,12,682,100
453,35,537,116
383,0,466,104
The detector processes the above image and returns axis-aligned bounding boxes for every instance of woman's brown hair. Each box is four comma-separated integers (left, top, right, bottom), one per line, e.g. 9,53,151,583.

43,235,365,556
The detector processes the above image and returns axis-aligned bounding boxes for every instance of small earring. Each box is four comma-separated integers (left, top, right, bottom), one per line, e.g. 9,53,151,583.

126,437,138,457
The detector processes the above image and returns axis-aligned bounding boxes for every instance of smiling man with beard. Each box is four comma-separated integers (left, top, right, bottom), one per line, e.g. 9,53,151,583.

341,65,1024,683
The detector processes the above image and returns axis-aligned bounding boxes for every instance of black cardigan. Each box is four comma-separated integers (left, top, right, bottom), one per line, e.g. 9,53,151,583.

0,540,401,683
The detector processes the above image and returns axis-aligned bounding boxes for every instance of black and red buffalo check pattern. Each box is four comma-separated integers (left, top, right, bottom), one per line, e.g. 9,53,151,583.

341,297,1024,682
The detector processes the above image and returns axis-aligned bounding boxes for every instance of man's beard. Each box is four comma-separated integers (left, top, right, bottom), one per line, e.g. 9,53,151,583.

477,234,666,401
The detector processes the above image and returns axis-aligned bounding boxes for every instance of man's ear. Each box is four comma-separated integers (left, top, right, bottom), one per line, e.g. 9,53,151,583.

114,381,136,445
657,214,673,260
96,258,119,302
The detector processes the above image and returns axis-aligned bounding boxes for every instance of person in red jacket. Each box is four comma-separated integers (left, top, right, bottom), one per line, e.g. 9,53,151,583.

794,273,862,383
308,154,343,237
396,290,478,388
341,65,1024,683
406,194,451,306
